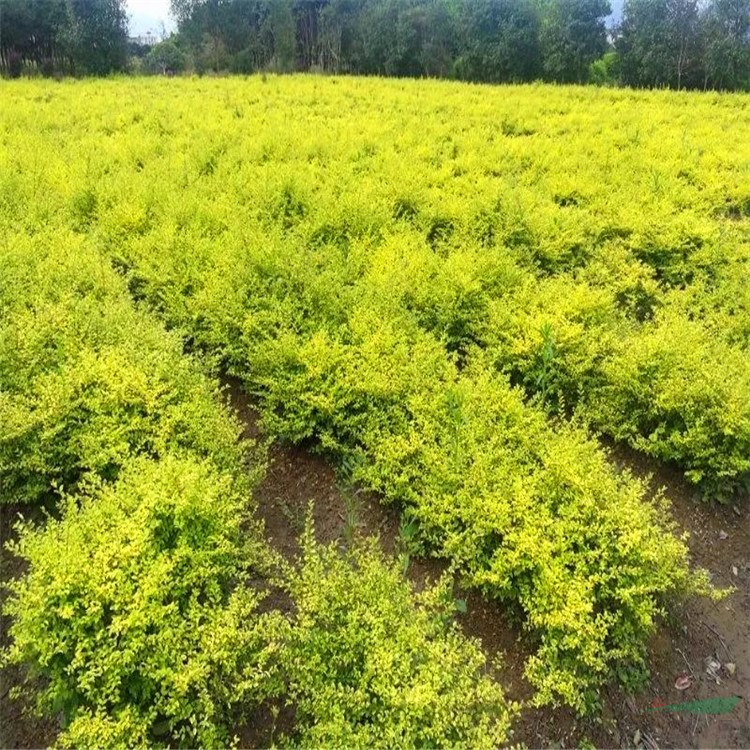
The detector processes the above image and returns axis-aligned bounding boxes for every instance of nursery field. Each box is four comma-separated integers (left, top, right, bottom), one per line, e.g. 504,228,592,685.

1,76,749,748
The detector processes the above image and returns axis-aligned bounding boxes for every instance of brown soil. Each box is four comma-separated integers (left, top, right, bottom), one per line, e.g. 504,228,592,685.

2,383,748,749
228,381,750,750
594,445,750,750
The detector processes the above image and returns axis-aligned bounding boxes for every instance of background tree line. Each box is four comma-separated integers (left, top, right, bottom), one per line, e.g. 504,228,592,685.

1,0,748,90
0,0,128,76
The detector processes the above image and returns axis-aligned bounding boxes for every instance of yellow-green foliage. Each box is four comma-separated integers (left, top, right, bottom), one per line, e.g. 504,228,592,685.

1,76,742,711
0,232,251,504
358,362,698,709
283,526,515,749
586,310,750,495
2,77,748,494
4,456,285,749
242,310,697,710
0,223,514,747
1,225,279,743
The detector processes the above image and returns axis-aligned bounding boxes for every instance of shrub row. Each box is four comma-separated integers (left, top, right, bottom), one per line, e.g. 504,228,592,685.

5,456,285,748
0,233,277,746
0,231,251,506
2,78,736,714
484,271,750,499
4,78,750,495
1,232,513,746
243,309,704,712
110,226,705,711
283,526,515,749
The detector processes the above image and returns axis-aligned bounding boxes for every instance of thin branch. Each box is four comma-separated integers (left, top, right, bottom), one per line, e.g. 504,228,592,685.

676,647,697,680
703,622,732,660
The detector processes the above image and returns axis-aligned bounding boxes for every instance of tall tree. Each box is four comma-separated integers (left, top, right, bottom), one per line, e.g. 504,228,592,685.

617,0,705,88
172,0,294,72
540,0,611,83
668,0,702,89
407,0,458,78
145,37,188,74
62,0,128,74
702,0,750,89
617,0,672,86
341,0,451,77
454,0,542,82
0,0,126,75
0,0,69,74
354,0,418,75
270,0,295,70
319,0,358,71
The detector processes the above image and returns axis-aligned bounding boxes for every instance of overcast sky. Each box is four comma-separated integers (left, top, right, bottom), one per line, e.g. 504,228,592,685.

126,0,624,38
126,0,175,36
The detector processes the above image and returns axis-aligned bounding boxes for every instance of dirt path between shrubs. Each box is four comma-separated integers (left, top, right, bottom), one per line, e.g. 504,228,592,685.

1,381,747,749
228,380,750,750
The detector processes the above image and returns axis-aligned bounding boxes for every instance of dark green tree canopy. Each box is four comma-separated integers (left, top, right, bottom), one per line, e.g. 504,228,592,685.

0,0,127,75
617,0,750,90
2,0,748,90
454,0,542,83
541,0,611,83
144,36,188,73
